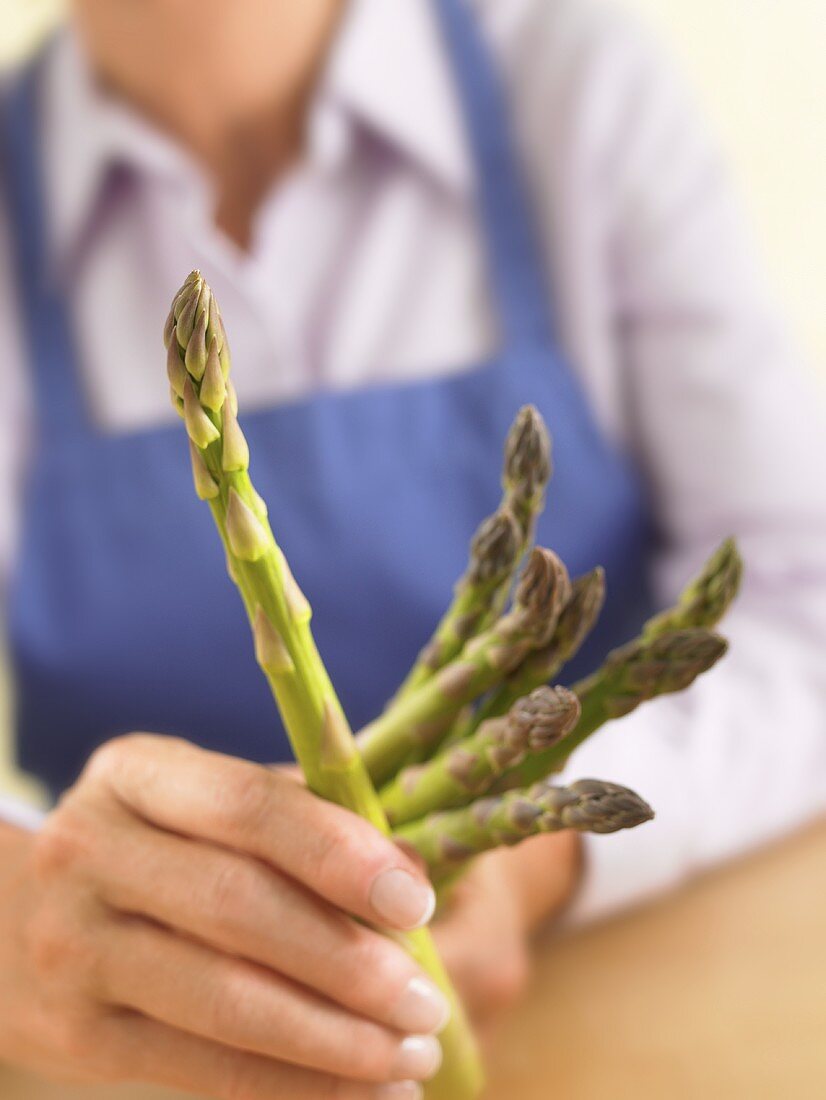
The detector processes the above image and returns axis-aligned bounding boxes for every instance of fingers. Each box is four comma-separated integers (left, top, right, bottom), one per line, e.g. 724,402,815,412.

101,914,443,1085
99,1011,426,1100
84,734,435,929
94,813,450,1034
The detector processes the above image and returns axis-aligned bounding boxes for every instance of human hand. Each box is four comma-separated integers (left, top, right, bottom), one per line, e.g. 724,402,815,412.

0,734,450,1100
432,832,581,1036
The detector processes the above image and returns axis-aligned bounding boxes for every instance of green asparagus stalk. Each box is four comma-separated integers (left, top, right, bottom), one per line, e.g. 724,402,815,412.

392,537,572,769
451,537,741,747
641,538,743,641
389,405,550,705
396,778,653,883
358,548,572,786
470,405,553,628
167,272,483,1100
381,686,581,827
481,542,740,790
449,567,606,743
390,507,522,700
496,628,728,791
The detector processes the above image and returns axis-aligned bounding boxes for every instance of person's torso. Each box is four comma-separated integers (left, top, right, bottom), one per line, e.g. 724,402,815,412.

1,0,653,798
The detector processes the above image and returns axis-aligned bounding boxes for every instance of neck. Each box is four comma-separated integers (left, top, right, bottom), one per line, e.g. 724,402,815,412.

73,0,345,246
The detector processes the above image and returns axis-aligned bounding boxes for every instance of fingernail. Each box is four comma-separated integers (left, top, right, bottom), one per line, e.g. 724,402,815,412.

391,1035,443,1082
375,1082,423,1100
369,868,436,930
392,976,451,1034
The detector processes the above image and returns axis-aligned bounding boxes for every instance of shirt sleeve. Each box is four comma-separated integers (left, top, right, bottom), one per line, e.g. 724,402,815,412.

0,794,46,831
561,13,826,922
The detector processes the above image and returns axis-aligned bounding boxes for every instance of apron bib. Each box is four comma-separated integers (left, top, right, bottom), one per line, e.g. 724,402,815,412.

1,0,653,799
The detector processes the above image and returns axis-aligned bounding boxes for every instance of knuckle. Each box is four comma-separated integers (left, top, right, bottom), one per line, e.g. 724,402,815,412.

344,1021,396,1080
25,911,68,977
349,932,408,1013
208,858,262,931
32,807,95,881
204,966,254,1041
26,908,101,987
82,733,148,784
313,818,362,891
215,767,274,839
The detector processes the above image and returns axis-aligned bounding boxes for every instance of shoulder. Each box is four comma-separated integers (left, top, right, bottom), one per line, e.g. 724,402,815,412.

472,0,706,169
471,0,721,235
473,0,674,99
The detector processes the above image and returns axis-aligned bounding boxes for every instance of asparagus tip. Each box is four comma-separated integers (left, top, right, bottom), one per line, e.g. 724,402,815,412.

699,536,744,619
466,507,522,585
515,548,572,637
503,405,552,500
552,778,654,833
169,272,229,382
554,566,607,656
506,685,581,751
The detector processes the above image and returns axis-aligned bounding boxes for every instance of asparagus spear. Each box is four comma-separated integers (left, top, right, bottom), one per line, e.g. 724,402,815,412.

483,542,741,790
389,405,550,704
168,273,374,811
381,686,581,827
358,548,572,786
496,628,728,791
167,272,483,1100
391,507,522,700
451,537,741,746
450,567,606,743
642,538,743,641
396,778,653,883
502,404,552,551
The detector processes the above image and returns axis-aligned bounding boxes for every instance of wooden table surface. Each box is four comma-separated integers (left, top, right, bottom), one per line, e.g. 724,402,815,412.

3,821,825,1100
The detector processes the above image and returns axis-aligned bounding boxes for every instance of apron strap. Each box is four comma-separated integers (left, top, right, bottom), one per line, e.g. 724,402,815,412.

432,0,556,352
0,57,91,443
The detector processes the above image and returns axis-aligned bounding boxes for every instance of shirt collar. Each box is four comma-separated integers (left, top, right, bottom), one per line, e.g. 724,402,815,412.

41,0,472,270
41,30,113,273
43,28,205,273
321,0,472,191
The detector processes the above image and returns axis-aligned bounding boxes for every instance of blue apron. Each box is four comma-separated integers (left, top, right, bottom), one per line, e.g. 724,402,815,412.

1,0,653,801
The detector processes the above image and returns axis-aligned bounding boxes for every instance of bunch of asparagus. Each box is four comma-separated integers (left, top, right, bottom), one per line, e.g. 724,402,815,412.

166,272,742,1100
